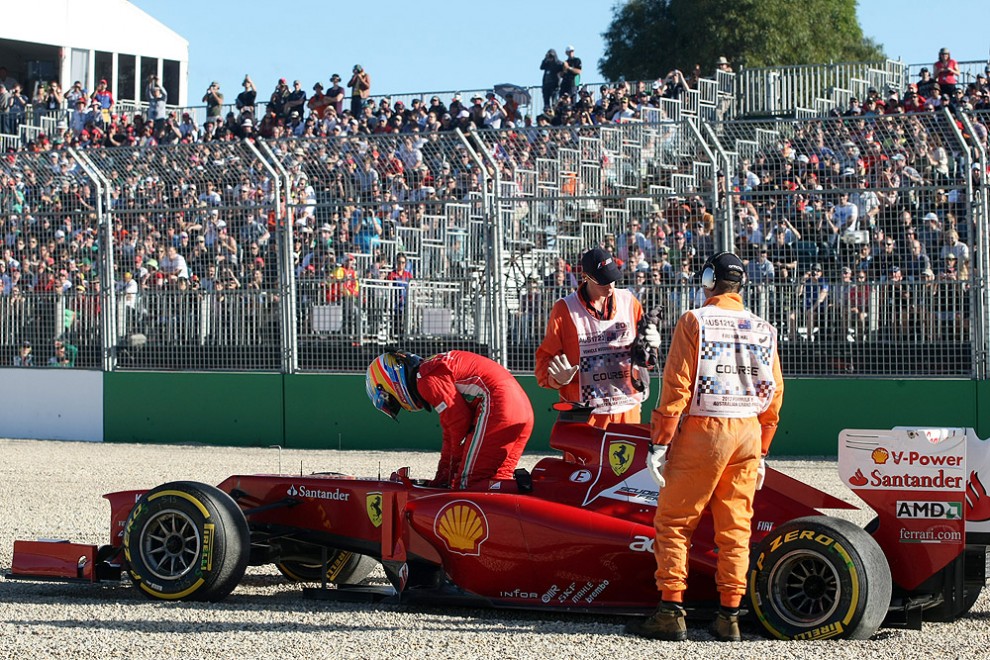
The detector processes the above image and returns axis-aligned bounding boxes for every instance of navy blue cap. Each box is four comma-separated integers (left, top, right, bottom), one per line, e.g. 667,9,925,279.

581,247,622,285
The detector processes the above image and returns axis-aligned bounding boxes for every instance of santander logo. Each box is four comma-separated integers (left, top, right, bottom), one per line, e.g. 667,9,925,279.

849,469,868,487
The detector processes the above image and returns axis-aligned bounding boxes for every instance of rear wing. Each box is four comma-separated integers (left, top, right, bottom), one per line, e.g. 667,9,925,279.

838,427,990,590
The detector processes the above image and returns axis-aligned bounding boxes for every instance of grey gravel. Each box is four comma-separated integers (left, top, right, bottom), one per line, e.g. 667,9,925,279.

1,439,987,660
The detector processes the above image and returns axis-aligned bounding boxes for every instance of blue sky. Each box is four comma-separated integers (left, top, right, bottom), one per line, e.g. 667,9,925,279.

131,0,990,105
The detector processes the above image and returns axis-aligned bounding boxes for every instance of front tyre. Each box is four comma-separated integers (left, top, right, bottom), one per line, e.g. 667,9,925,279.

124,481,250,601
749,515,891,640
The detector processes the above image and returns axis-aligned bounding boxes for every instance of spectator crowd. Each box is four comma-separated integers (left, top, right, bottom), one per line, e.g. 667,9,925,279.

0,46,988,367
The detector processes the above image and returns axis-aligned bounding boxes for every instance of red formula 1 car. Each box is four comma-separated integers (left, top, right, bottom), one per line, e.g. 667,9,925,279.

9,419,990,640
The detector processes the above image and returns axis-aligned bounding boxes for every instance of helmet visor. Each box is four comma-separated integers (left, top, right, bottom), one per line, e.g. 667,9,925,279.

371,385,402,419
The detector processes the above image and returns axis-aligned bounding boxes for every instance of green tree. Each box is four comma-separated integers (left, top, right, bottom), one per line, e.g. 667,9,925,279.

599,0,885,82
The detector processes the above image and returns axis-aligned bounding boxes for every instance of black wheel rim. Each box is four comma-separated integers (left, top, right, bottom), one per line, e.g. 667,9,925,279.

767,549,842,627
140,509,202,582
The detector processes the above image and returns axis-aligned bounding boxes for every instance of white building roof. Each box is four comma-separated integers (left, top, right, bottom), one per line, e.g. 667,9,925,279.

1,0,187,61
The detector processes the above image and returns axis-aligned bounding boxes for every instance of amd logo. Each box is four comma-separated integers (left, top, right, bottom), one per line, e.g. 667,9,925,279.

895,500,962,520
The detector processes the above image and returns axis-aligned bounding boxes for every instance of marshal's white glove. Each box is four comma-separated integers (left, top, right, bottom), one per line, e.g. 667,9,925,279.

756,457,766,491
644,323,661,350
648,444,668,488
548,354,579,386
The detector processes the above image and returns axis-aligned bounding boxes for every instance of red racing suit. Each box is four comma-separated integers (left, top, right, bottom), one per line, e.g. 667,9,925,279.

650,292,784,609
416,351,534,490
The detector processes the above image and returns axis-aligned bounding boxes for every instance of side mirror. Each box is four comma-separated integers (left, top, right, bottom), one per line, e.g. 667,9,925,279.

552,401,594,423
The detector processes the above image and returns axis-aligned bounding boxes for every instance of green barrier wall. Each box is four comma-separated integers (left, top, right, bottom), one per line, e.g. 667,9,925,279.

773,379,979,454
104,373,984,454
103,372,284,446
281,375,561,450
282,374,433,450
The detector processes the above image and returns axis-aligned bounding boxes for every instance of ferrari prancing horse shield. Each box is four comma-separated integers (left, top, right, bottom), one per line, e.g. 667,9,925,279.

366,492,383,528
609,440,635,476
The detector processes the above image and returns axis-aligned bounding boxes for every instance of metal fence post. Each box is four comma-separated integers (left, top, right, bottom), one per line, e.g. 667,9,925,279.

455,128,506,365
251,139,296,374
683,119,722,251
70,148,117,372
958,110,989,379
702,121,735,254
941,107,980,378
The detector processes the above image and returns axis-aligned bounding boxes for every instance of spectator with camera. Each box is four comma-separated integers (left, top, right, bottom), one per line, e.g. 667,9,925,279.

146,79,168,131
661,70,688,100
267,78,289,118
64,80,86,107
42,80,63,116
0,83,25,134
540,49,563,111
348,65,371,118
482,92,506,129
202,80,223,122
236,75,257,115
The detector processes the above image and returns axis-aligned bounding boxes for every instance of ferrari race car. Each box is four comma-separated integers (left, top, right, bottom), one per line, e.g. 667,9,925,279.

8,419,990,641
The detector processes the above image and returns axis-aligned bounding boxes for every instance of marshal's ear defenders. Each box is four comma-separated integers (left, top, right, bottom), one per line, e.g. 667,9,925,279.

700,251,746,290
701,261,717,289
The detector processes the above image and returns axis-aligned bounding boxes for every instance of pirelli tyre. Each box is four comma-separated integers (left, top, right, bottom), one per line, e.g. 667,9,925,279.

124,481,250,602
749,515,892,640
275,551,376,584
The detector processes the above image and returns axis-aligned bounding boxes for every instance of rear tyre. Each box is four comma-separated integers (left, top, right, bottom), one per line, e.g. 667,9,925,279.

749,515,891,640
124,481,250,601
276,551,376,584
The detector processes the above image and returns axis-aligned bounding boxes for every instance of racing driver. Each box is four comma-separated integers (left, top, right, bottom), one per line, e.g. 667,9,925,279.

535,246,661,428
366,350,534,490
627,251,784,642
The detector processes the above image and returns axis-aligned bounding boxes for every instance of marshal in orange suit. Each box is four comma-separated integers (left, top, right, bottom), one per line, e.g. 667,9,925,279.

535,246,660,429
627,251,783,643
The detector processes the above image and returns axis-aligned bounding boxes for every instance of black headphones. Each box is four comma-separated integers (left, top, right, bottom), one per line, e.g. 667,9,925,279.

701,258,717,290
701,251,745,290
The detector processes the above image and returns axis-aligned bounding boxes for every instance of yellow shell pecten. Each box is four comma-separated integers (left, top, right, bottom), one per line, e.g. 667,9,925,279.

435,501,488,554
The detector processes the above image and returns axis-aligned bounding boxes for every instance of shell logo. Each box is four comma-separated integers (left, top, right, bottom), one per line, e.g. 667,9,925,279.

871,447,890,464
434,500,489,556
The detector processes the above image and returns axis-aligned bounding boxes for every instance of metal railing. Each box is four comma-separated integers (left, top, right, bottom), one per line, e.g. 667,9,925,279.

0,277,975,378
0,73,739,147
907,59,990,88
735,60,907,116
14,56,986,152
